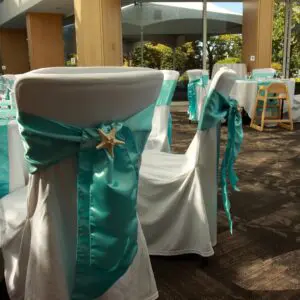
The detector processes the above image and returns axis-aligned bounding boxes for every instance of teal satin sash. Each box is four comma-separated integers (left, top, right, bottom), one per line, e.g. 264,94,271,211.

188,76,209,121
0,120,9,198
156,79,177,146
199,89,243,234
18,103,155,300
156,80,177,106
187,79,200,121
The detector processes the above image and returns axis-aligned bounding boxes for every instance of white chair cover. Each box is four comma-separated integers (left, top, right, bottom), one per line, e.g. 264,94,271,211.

138,69,238,256
0,67,163,300
212,63,247,79
145,70,179,152
0,121,27,284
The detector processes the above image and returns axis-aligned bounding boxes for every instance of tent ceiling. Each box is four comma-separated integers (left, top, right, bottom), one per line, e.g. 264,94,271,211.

121,2,242,45
0,0,242,28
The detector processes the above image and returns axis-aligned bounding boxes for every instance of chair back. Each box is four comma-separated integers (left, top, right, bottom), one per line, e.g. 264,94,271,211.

13,67,163,299
212,63,247,79
186,69,209,121
267,82,288,96
252,68,276,80
155,70,179,106
16,68,162,126
144,70,179,152
186,68,238,163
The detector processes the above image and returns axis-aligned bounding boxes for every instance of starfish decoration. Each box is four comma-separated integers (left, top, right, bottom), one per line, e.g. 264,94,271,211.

96,127,125,158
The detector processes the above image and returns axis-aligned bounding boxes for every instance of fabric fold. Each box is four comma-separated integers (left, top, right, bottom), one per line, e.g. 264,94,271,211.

18,103,155,300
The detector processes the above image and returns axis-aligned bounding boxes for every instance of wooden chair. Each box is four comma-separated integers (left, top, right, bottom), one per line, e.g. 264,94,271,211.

250,82,293,131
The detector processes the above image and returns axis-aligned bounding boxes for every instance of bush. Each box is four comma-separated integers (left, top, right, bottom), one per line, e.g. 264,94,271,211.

216,57,241,64
271,62,282,74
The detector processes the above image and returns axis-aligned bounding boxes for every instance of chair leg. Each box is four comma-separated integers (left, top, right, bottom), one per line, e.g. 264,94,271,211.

200,256,210,268
278,98,294,131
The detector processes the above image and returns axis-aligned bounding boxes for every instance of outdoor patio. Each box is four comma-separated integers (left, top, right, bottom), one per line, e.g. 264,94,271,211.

149,105,300,300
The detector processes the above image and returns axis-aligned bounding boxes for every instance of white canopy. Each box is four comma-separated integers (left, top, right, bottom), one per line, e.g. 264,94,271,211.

122,2,242,44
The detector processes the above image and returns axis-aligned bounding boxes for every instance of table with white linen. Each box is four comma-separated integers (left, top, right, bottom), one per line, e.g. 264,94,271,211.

230,79,296,119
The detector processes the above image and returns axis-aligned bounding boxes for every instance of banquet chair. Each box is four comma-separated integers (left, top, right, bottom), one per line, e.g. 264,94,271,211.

0,120,28,289
144,70,179,152
138,69,243,257
186,69,209,121
252,68,276,80
0,67,163,300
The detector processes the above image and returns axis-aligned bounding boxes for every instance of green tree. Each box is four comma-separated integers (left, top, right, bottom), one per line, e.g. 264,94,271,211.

197,34,242,76
272,0,300,77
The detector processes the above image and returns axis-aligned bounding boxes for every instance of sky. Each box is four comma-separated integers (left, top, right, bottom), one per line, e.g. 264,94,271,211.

215,2,243,14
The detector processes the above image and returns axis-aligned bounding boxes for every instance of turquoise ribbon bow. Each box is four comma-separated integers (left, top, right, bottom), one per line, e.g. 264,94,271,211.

188,79,201,121
220,99,243,234
156,79,177,146
18,103,155,300
199,90,243,234
0,120,9,198
188,76,209,122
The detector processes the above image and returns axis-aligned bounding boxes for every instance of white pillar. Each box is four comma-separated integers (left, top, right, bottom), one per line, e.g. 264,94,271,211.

202,0,208,70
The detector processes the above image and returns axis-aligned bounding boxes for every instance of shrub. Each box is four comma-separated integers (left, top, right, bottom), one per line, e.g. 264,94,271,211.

216,57,241,64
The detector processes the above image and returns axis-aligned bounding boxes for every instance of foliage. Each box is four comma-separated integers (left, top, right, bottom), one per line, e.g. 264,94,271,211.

217,57,241,64
65,53,77,67
272,0,300,77
271,62,282,73
198,34,242,76
131,41,200,73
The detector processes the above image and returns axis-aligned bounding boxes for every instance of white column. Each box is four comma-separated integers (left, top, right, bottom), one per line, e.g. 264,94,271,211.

202,0,208,70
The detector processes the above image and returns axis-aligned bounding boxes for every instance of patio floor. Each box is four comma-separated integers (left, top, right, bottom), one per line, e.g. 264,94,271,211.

151,107,300,300
1,106,300,300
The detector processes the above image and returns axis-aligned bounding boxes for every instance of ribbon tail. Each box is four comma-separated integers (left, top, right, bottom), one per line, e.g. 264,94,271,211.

221,159,233,235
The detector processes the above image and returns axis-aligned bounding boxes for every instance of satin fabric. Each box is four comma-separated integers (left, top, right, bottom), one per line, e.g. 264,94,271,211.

187,79,200,121
0,120,9,198
156,80,177,146
188,77,209,121
199,89,243,234
18,103,155,300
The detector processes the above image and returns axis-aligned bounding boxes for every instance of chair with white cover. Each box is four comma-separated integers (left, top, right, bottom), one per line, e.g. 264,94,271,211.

0,121,28,287
212,63,247,79
0,67,163,300
187,69,209,121
144,70,179,152
138,68,243,257
252,68,276,80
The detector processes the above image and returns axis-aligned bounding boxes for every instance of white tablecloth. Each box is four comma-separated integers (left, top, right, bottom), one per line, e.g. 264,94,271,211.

230,79,296,120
